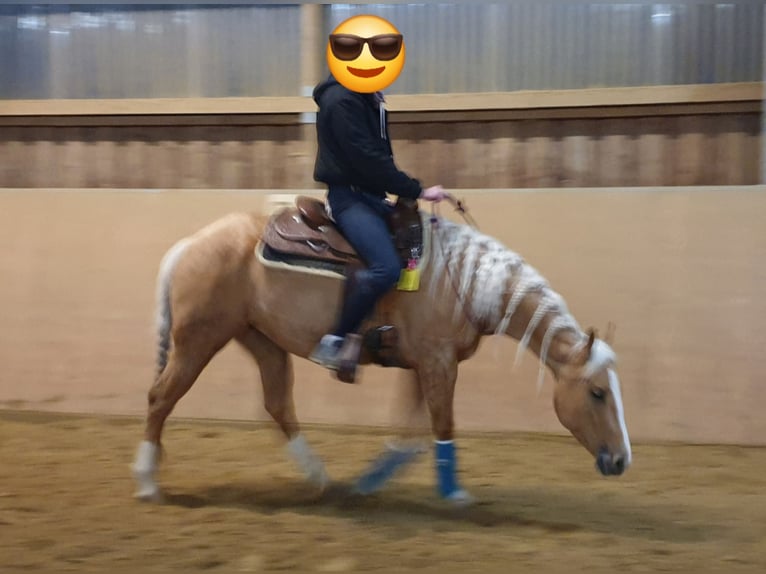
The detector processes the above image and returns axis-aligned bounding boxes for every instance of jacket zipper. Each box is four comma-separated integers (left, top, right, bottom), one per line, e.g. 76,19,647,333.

379,103,387,140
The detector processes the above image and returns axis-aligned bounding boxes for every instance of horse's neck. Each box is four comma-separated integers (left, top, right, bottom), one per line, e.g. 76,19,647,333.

490,271,584,381
505,292,583,377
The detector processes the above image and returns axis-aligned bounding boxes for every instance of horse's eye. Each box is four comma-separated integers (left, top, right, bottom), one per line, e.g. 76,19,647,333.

590,387,606,402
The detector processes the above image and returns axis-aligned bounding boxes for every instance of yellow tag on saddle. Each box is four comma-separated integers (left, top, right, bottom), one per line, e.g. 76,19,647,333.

397,258,421,291
397,268,420,291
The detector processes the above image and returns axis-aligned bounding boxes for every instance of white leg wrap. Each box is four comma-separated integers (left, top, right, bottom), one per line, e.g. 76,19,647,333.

286,434,330,490
131,440,162,502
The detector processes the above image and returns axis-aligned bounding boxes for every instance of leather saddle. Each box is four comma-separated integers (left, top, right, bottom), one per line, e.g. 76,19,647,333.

262,195,423,268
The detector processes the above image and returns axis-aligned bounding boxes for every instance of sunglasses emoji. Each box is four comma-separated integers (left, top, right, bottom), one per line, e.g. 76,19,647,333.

326,15,406,93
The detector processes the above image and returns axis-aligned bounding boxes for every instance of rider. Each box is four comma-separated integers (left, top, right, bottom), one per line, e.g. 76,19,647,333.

308,74,447,373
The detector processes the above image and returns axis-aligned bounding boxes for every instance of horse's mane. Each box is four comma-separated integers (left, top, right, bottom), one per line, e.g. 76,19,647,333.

428,217,585,390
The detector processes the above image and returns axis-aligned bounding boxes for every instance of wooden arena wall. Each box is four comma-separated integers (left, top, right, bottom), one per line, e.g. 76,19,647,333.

0,83,762,190
1,186,764,446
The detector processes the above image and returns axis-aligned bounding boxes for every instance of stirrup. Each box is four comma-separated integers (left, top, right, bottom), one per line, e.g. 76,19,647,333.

335,334,363,384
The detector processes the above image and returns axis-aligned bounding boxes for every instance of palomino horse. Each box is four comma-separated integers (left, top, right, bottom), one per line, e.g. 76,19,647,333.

132,199,631,505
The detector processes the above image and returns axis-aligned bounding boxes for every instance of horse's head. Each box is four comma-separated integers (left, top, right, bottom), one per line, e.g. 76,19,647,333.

552,328,631,476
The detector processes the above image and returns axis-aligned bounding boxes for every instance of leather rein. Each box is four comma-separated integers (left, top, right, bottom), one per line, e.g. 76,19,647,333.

440,193,479,230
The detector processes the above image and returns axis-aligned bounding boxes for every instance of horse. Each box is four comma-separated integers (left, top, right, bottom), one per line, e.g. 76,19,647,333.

131,197,631,505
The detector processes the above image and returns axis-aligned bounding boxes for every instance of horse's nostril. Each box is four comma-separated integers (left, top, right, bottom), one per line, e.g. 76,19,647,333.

596,449,610,475
613,455,625,474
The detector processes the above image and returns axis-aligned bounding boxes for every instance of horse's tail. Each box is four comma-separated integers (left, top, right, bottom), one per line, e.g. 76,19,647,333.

154,238,192,376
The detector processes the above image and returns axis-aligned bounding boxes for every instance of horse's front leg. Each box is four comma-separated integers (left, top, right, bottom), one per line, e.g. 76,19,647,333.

353,370,429,495
417,351,474,506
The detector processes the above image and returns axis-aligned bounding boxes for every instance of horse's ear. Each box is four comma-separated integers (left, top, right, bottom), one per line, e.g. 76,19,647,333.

571,328,596,365
605,322,617,345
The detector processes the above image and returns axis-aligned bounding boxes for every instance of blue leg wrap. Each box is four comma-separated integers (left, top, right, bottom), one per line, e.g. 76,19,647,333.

354,445,421,495
435,440,460,498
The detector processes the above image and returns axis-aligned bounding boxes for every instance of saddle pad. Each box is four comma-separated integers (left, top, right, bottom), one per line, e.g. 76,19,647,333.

259,242,346,277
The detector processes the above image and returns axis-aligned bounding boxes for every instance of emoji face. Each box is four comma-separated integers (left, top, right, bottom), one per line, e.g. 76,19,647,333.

326,15,405,93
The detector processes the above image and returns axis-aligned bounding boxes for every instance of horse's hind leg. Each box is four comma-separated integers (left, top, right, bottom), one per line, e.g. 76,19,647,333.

236,328,330,490
132,329,230,502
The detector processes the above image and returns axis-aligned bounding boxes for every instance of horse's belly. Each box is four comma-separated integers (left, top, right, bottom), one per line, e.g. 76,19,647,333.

249,254,346,357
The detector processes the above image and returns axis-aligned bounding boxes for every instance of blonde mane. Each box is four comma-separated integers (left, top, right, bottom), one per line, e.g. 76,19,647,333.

428,217,590,390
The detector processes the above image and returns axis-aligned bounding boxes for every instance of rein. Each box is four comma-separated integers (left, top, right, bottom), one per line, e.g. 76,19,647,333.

441,193,479,230
428,192,479,232
428,193,486,333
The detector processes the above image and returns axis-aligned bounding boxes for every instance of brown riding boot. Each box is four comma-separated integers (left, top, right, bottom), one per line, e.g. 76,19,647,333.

335,334,363,384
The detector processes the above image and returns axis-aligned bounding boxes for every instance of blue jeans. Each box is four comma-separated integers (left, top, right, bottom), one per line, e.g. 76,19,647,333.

327,185,401,337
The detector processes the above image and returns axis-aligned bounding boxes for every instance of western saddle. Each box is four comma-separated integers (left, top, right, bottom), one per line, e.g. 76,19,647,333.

262,195,423,269
260,195,423,384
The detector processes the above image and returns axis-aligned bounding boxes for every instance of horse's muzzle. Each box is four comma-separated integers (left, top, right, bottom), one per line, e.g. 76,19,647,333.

596,447,626,476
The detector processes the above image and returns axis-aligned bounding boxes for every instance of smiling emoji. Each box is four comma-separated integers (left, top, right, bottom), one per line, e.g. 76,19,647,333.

326,15,405,93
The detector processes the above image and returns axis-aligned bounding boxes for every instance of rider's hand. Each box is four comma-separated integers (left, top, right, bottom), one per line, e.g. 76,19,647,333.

420,185,447,202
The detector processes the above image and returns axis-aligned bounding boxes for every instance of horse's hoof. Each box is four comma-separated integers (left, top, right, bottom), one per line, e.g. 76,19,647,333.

445,489,476,508
132,466,162,503
351,474,385,496
307,468,331,492
133,485,163,503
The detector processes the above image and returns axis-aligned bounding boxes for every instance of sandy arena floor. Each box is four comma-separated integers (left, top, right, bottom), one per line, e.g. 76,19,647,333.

0,409,764,573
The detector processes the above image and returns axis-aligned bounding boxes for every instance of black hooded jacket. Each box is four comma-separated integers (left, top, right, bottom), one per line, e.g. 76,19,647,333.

312,76,422,200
